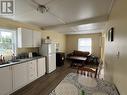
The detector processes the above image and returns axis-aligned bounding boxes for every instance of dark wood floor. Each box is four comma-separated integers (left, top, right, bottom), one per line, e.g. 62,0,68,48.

11,61,76,95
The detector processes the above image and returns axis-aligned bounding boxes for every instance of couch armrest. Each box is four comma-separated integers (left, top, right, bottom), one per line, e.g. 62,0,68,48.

67,53,73,57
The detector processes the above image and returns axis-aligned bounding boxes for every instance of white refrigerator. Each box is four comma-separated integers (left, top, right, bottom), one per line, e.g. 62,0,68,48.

39,43,56,73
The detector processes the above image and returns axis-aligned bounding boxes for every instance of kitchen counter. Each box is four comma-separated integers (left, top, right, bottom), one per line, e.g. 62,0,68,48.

0,56,45,68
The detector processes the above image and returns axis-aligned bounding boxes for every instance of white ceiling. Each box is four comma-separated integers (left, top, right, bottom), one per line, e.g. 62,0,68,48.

0,0,114,34
47,22,106,34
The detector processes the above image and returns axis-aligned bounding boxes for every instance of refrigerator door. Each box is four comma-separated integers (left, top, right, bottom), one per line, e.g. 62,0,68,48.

47,53,56,73
39,43,56,73
39,44,48,56
48,44,56,54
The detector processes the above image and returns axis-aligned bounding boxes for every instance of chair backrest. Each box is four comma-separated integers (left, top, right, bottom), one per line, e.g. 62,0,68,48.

96,59,103,78
77,67,96,78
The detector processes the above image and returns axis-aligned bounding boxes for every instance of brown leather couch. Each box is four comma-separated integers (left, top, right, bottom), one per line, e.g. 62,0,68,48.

67,50,99,66
67,50,90,59
66,50,90,67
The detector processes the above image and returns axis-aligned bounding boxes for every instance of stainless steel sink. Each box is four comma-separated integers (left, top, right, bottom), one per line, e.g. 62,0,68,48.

10,59,20,62
0,61,10,65
0,57,37,65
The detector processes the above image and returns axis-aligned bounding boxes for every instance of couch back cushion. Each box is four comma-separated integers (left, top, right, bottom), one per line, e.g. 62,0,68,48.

73,50,90,57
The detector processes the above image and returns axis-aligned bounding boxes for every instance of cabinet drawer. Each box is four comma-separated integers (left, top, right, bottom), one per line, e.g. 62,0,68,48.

28,60,37,82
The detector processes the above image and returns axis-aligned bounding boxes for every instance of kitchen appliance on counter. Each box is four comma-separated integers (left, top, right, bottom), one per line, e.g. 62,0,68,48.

17,52,40,59
16,53,28,59
28,52,33,58
32,52,41,57
39,43,56,73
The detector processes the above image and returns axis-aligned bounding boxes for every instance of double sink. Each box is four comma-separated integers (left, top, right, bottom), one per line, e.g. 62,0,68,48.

0,56,42,68
2,59,29,64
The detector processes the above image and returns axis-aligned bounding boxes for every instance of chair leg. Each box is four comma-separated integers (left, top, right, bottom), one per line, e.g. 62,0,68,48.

87,72,89,77
90,73,92,78
77,70,79,74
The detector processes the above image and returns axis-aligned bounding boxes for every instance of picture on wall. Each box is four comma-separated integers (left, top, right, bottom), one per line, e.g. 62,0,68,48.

108,27,114,42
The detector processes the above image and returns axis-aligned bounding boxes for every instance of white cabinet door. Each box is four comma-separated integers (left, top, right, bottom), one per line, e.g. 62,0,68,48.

18,28,33,48
0,66,12,95
33,31,41,47
12,62,28,91
37,58,46,77
28,60,37,82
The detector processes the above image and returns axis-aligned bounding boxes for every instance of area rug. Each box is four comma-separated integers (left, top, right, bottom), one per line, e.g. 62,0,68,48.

49,73,119,95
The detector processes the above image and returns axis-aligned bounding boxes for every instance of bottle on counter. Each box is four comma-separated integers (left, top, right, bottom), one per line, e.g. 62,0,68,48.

0,55,2,64
11,53,16,61
2,57,5,63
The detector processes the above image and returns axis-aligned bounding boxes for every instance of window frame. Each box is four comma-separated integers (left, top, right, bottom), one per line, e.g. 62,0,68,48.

0,29,17,56
78,38,92,53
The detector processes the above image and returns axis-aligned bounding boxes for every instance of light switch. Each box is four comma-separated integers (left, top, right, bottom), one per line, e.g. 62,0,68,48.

116,51,120,59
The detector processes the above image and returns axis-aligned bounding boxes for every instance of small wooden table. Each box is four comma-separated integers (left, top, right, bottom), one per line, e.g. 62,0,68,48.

69,56,87,67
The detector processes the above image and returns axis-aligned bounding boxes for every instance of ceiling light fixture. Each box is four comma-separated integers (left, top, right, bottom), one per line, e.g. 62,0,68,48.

37,5,48,13
31,0,48,13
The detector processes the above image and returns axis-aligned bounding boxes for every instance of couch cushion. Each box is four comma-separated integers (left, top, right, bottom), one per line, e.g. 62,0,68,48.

73,50,90,57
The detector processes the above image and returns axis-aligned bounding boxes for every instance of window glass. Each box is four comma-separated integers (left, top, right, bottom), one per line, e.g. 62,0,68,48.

78,38,92,53
0,29,16,56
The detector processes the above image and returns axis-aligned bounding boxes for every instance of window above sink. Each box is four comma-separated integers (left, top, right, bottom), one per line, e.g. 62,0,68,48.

0,29,16,57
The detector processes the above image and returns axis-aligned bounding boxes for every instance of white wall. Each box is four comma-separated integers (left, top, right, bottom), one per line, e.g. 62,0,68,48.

104,0,127,94
42,30,66,52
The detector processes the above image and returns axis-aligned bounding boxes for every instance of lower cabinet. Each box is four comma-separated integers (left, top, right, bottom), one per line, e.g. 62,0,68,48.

28,60,37,82
12,62,28,91
0,66,12,95
37,58,46,77
0,57,46,95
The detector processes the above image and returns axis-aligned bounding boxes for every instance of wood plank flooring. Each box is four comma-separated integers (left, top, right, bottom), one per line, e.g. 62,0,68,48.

11,61,76,95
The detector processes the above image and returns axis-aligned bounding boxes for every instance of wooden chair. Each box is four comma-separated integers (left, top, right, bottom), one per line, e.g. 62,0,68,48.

77,66,97,78
77,58,103,79
96,59,103,78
